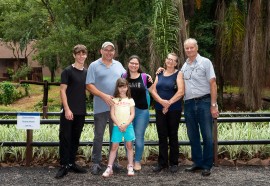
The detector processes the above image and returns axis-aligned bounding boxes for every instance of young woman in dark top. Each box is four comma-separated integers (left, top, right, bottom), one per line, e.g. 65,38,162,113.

124,55,154,171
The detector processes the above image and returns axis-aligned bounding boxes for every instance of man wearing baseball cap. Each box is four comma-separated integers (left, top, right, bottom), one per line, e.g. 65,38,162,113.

101,41,115,49
86,41,126,175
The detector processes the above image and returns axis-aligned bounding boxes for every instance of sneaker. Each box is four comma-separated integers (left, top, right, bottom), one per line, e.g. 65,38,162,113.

112,162,123,173
91,164,101,175
55,165,69,179
127,165,135,176
134,162,141,171
102,166,113,178
69,164,87,173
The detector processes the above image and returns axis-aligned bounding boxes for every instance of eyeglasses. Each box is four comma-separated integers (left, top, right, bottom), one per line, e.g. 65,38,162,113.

166,57,177,62
183,66,198,80
129,62,139,66
103,49,115,53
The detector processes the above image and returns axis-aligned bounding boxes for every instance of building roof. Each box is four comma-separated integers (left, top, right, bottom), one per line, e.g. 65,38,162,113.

0,40,36,59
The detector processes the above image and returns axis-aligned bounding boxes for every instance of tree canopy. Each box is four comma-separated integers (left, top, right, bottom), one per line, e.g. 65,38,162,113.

0,0,269,110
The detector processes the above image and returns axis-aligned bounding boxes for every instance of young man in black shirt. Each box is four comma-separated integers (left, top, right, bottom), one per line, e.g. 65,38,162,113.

55,44,88,179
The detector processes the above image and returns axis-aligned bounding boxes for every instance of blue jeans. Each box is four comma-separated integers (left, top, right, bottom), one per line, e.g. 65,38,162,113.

184,97,213,169
133,108,149,162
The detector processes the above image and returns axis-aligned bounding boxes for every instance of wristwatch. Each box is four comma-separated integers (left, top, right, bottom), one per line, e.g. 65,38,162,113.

211,103,217,107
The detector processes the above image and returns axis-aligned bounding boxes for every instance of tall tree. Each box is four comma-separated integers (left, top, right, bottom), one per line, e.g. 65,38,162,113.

242,0,267,110
214,0,245,108
0,0,45,67
1,0,154,81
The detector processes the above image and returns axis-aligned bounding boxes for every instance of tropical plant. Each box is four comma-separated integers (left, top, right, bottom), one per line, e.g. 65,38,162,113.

149,0,186,75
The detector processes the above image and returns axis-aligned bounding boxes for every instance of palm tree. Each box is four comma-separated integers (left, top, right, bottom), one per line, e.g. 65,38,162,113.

149,0,187,76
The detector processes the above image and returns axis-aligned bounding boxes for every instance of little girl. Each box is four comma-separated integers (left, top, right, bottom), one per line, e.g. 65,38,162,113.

102,78,135,177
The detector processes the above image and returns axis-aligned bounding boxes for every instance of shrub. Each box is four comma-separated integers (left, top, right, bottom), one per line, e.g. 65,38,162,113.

0,82,17,105
12,64,32,81
0,82,28,105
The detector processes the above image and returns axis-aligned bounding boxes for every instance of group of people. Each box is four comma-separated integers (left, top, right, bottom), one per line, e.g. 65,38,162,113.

55,38,219,179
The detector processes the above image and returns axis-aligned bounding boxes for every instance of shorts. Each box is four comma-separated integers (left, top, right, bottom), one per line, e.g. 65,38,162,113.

111,124,135,143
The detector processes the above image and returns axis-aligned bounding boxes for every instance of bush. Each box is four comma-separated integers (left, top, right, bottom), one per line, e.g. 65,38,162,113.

12,64,32,81
0,82,17,105
6,68,14,80
0,82,28,105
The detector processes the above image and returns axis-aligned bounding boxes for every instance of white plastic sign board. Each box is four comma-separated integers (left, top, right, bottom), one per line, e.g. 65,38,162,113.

17,112,40,129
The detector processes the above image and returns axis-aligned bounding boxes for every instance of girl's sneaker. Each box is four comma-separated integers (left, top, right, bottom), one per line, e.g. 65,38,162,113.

127,165,135,176
102,166,113,178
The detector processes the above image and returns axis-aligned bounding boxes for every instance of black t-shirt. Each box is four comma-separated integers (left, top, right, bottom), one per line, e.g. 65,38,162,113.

128,74,152,109
61,65,87,115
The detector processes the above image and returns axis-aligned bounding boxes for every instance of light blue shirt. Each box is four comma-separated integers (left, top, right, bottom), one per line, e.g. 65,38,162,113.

86,58,126,114
181,54,216,101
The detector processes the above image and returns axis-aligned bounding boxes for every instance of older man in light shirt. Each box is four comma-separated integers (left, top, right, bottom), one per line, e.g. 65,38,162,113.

181,38,219,176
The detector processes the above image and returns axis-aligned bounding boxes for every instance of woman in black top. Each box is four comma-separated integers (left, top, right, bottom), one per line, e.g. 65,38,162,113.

124,55,153,171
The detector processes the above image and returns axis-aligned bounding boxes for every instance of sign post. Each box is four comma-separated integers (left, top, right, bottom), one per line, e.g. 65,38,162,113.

17,112,40,166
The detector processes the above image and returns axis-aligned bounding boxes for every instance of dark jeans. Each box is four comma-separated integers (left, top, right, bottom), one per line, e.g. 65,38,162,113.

184,97,213,169
59,113,85,165
155,110,181,167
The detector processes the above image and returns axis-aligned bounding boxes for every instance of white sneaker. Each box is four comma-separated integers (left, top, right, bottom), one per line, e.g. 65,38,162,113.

102,166,113,178
127,165,135,176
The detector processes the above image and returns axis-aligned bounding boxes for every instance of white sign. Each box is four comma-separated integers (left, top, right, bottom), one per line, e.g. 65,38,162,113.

17,112,40,129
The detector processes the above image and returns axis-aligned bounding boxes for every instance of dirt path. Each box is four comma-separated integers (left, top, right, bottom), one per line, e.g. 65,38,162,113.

0,165,269,186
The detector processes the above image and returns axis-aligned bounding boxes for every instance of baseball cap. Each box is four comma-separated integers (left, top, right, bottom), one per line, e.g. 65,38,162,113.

102,41,115,49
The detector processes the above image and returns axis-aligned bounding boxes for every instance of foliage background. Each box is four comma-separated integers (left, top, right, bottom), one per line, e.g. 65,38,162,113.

0,0,269,110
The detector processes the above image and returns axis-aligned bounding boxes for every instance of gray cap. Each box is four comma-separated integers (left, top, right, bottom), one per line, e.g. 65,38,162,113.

102,41,115,49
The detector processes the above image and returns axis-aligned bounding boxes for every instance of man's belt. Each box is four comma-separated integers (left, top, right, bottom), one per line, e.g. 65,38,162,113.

191,94,210,101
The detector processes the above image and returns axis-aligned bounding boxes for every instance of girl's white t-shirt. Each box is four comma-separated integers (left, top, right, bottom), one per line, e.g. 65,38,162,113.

112,97,135,125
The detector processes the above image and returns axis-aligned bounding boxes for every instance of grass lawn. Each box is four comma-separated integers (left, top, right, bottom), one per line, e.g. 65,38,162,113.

0,84,61,112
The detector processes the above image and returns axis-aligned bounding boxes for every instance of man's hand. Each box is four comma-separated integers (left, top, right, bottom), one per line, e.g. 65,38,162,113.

102,94,115,106
211,105,219,118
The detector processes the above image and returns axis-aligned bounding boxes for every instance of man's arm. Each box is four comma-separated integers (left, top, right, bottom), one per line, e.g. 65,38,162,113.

210,78,219,118
86,83,114,106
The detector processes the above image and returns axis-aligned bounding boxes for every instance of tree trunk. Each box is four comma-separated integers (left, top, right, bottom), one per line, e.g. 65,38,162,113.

242,0,265,111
